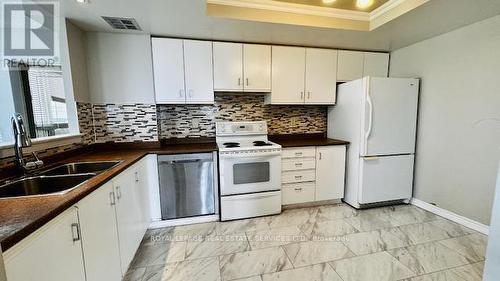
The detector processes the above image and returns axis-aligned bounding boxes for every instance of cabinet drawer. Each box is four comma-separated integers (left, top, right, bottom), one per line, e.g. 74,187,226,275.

282,170,316,183
282,183,315,205
282,147,316,159
282,159,316,171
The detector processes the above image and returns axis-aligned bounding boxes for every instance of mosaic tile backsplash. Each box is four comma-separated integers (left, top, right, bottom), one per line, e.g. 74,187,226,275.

93,104,158,143
76,102,95,144
158,95,328,138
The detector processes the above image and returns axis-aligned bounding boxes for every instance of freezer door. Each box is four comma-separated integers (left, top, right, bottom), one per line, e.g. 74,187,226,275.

361,78,419,156
358,155,414,204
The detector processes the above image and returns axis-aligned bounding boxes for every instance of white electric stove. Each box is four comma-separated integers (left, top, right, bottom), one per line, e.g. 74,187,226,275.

216,121,282,221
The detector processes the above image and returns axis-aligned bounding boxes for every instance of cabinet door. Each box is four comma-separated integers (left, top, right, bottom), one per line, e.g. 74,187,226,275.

134,157,153,232
4,208,86,281
113,168,142,274
78,182,122,281
243,44,271,92
337,50,364,81
305,48,337,104
363,52,389,77
184,40,214,104
213,42,243,91
271,46,306,104
151,38,186,104
316,146,346,201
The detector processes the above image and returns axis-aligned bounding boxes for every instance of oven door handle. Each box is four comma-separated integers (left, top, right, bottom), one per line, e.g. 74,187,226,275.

219,151,281,159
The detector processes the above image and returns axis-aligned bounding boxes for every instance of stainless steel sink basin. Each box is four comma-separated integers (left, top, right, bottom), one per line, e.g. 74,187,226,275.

40,161,122,176
0,174,95,199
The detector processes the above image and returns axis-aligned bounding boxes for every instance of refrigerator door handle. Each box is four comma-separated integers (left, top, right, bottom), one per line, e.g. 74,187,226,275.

365,92,374,153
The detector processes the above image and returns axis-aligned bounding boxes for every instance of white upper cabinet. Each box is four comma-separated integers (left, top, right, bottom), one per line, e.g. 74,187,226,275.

243,44,271,92
337,50,365,82
270,46,306,104
184,40,215,104
337,50,389,81
151,38,186,104
305,48,338,104
151,38,214,104
213,43,271,92
363,52,390,77
213,42,243,91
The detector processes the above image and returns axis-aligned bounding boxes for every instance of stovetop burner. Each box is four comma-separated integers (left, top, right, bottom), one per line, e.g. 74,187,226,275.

253,140,272,146
223,142,240,148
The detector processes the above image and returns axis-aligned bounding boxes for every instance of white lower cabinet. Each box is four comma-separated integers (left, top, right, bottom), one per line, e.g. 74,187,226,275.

281,145,346,205
315,146,346,201
78,182,122,281
3,157,154,281
3,208,86,281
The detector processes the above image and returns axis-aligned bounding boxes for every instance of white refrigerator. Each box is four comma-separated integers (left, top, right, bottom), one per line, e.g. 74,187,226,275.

328,77,419,208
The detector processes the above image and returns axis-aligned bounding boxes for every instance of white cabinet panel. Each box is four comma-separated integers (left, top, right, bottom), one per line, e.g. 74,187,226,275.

282,182,315,205
315,146,346,201
151,38,186,104
305,48,337,104
184,40,214,104
337,50,364,81
364,52,389,78
4,208,86,281
213,42,243,91
271,46,306,104
243,44,271,92
78,182,122,281
113,168,142,274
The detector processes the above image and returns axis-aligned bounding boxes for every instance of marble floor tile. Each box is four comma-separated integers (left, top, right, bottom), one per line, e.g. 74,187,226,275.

400,262,484,281
315,204,358,222
282,240,353,267
342,228,411,255
185,233,250,260
300,219,358,239
247,225,307,250
123,267,146,281
172,222,218,241
130,241,187,268
428,219,476,237
217,217,270,235
438,233,488,263
386,206,438,225
219,247,293,280
344,212,401,232
142,265,164,281
397,221,453,244
266,207,318,229
388,241,470,275
146,257,221,281
231,276,263,281
141,227,175,246
330,251,415,281
261,263,343,281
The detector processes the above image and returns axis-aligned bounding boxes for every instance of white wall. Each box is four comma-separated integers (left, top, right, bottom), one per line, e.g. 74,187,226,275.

484,163,500,280
66,20,90,103
390,15,500,224
86,32,155,104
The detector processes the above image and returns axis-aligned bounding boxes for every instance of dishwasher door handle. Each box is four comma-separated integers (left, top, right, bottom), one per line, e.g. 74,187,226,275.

159,159,201,165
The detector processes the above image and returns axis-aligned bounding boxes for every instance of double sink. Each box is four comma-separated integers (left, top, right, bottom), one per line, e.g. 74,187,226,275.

0,161,122,199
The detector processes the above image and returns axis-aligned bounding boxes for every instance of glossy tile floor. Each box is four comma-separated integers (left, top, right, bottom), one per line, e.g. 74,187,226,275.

124,204,488,281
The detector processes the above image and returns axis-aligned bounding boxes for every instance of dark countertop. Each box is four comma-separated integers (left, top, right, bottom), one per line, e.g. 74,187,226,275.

270,133,349,147
0,140,218,252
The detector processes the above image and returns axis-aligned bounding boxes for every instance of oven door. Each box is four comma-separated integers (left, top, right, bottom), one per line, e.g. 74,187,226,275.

219,152,281,196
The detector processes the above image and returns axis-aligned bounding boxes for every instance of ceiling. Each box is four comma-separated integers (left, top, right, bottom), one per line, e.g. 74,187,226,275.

56,0,500,52
274,0,390,12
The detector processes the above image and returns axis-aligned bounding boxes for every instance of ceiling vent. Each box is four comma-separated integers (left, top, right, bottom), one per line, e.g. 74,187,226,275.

102,16,142,31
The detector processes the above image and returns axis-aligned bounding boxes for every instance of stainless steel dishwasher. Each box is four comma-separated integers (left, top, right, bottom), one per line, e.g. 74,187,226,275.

158,153,217,220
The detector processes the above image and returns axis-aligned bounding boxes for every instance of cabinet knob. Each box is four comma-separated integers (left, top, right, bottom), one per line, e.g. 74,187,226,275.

307,92,311,99
246,78,249,86
71,223,81,242
294,188,303,191
109,191,116,206
179,89,184,97
319,152,322,160
300,92,304,100
238,78,241,86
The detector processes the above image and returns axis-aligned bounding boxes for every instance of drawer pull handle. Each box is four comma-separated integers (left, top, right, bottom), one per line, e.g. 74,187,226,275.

295,163,303,167
71,223,81,242
294,175,302,179
295,152,303,156
294,188,303,191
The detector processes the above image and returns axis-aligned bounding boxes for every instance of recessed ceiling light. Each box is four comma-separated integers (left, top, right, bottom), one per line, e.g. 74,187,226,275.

356,0,374,9
76,0,88,4
322,0,337,4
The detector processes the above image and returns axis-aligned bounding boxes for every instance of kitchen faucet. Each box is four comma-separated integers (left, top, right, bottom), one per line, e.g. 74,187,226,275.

11,113,44,174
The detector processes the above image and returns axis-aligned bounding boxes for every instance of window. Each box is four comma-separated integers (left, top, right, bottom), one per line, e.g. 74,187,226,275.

0,64,78,146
